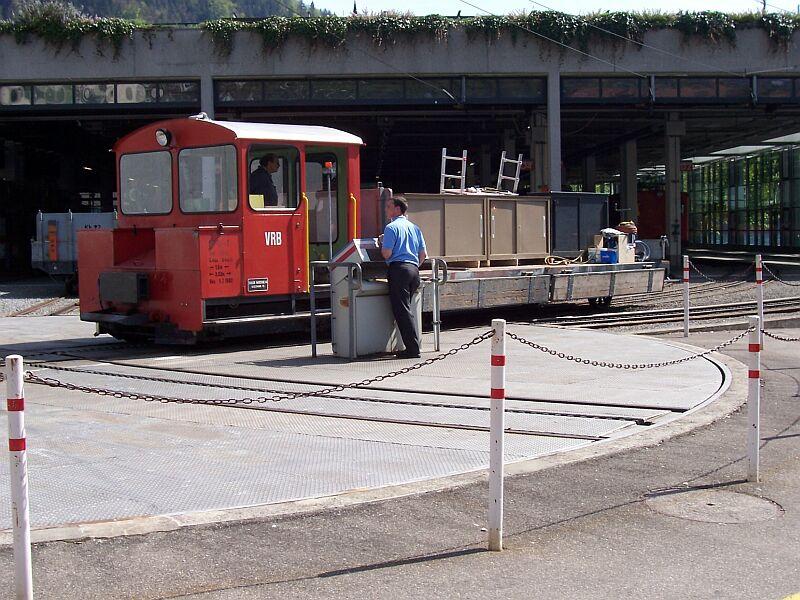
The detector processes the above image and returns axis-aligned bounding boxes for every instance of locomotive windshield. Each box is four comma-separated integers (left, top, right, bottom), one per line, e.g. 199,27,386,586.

179,145,238,213
119,151,172,215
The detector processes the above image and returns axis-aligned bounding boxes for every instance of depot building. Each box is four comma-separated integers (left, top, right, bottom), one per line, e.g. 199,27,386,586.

2,16,800,274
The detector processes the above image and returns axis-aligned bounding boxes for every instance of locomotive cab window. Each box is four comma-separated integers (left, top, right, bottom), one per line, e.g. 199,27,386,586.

248,145,300,210
179,145,238,213
120,151,172,215
306,151,341,243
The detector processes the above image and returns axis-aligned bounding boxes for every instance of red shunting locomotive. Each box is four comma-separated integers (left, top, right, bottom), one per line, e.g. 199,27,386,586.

79,115,363,343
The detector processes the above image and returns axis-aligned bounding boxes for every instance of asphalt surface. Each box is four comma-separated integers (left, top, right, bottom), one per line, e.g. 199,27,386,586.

0,327,798,600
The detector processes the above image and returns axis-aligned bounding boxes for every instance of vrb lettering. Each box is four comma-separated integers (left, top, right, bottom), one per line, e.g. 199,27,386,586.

264,231,282,246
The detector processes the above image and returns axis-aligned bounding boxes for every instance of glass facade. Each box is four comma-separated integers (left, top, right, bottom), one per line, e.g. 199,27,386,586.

0,80,200,108
688,147,800,249
216,76,546,106
562,76,800,104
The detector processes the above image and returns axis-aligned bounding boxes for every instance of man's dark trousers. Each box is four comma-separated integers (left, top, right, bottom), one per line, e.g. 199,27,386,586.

387,262,420,355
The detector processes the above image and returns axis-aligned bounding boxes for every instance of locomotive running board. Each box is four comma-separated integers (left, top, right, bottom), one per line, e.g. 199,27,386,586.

202,310,332,339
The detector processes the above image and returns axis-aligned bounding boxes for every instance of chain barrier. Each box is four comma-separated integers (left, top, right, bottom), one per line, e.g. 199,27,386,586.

762,263,800,287
762,329,800,343
687,259,718,283
506,328,753,370
18,331,494,406
687,260,754,284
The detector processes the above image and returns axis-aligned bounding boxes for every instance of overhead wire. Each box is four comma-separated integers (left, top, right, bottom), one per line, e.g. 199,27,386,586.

526,0,747,78
744,1,800,74
266,0,458,103
755,0,798,13
250,1,796,91
455,0,647,78
745,64,800,75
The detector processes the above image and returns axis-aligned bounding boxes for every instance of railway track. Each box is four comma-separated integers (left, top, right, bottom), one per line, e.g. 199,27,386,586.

12,289,743,441
9,298,79,317
619,279,755,305
537,295,800,329
25,346,687,442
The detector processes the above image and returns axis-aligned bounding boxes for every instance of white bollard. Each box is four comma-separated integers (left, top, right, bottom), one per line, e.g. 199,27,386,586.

6,355,33,600
683,255,690,338
488,319,506,552
747,318,761,483
755,254,764,347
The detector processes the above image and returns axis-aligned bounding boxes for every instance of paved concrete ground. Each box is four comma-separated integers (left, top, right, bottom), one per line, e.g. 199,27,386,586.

0,325,796,599
0,315,727,535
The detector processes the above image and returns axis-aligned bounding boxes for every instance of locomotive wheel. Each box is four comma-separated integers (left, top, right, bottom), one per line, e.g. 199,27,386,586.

588,296,613,308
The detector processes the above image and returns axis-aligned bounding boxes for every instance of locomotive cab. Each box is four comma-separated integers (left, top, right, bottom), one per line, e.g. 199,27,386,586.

78,115,363,343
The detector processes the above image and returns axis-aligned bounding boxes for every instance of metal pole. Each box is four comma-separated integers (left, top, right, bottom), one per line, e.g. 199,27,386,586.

756,254,764,347
747,316,761,483
432,260,441,352
683,255,690,338
326,173,334,261
488,319,506,552
309,264,317,358
348,265,356,360
6,355,33,600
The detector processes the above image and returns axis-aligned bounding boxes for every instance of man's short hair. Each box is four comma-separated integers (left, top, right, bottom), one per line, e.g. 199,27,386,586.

392,196,409,215
259,154,277,168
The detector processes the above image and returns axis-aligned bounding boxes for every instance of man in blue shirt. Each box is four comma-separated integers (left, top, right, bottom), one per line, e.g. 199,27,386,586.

380,195,427,359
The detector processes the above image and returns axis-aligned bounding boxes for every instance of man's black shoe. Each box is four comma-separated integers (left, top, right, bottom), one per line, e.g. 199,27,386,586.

395,350,421,359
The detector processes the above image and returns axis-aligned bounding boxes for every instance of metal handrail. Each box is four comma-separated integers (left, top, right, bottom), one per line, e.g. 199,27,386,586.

429,258,448,352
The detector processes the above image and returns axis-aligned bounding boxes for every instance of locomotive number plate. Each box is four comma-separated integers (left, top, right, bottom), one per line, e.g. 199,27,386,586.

247,278,269,292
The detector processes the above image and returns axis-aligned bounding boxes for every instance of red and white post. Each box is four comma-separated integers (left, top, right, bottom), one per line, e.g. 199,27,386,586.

755,254,764,346
6,355,33,600
488,318,506,552
683,255,690,338
747,317,761,482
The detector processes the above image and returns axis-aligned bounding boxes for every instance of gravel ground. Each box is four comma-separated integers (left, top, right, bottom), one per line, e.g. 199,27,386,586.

603,262,800,334
623,278,800,310
0,278,72,318
629,261,799,308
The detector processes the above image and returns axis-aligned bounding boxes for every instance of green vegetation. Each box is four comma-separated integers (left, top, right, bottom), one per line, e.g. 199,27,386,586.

1,1,799,59
1,0,328,22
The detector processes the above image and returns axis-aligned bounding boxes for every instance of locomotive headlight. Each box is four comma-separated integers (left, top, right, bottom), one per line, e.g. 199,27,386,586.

155,129,171,147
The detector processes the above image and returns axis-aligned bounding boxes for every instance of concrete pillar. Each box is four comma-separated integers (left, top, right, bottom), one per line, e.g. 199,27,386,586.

582,155,596,193
620,139,638,222
200,73,215,119
530,113,548,192
546,71,562,191
665,114,686,274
